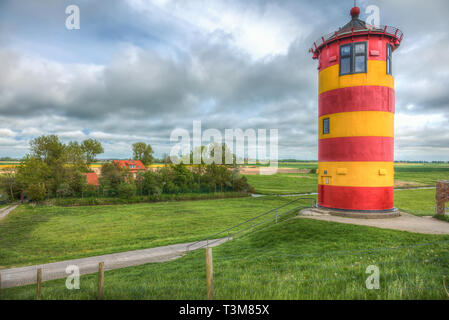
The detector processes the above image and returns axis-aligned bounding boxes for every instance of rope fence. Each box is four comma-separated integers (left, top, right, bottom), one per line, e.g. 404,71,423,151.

1,238,448,300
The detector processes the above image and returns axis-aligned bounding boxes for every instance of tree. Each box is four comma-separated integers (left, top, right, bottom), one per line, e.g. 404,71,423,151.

30,135,66,166
216,165,232,192
16,135,103,199
16,156,51,194
172,163,194,193
0,170,16,200
56,183,72,198
81,139,104,166
132,142,154,166
28,135,67,195
203,142,236,166
204,163,220,192
99,162,125,196
117,183,136,199
67,141,88,172
26,183,47,203
141,171,162,196
190,146,206,192
157,165,177,194
66,169,87,196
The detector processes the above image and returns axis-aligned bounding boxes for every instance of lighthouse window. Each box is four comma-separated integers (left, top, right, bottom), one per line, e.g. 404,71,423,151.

339,44,352,75
339,42,367,75
387,44,393,75
323,118,330,135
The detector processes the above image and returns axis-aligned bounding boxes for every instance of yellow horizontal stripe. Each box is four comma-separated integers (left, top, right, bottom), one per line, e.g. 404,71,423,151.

319,111,394,140
319,60,394,94
318,162,394,188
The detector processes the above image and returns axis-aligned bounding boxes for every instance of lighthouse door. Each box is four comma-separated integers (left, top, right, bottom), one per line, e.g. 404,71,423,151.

321,176,332,207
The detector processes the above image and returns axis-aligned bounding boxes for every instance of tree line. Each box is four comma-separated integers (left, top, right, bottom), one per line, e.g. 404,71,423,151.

0,135,253,202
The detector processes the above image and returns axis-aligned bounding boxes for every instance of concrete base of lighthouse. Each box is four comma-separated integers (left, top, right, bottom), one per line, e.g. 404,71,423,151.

300,206,400,219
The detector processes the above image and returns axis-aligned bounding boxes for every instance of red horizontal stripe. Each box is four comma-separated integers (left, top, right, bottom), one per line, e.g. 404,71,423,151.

318,185,394,211
319,86,395,117
318,37,391,71
319,137,394,162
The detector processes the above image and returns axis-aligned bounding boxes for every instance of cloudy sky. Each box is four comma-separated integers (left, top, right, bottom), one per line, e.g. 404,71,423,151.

0,0,448,161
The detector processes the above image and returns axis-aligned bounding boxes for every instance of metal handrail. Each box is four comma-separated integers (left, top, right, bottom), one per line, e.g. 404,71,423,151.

310,24,404,54
187,197,316,251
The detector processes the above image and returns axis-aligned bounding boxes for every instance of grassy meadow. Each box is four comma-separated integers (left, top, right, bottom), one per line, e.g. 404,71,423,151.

3,218,449,300
0,196,313,268
245,163,449,195
245,173,318,195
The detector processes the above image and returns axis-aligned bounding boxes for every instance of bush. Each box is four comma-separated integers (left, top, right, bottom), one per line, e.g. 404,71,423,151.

233,176,255,193
0,191,8,203
56,183,73,197
51,192,250,207
85,184,99,197
117,183,137,199
26,184,47,203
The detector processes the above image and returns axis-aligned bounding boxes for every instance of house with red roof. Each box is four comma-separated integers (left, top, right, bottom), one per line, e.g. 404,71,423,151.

113,159,146,179
84,172,99,187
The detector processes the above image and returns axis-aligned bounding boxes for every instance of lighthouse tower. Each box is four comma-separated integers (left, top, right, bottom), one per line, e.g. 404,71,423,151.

310,5,403,212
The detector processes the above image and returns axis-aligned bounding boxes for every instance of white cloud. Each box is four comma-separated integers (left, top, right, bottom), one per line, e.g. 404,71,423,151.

127,0,311,60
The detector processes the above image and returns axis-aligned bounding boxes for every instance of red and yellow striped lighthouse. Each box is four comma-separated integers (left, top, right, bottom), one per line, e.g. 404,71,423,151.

310,5,403,211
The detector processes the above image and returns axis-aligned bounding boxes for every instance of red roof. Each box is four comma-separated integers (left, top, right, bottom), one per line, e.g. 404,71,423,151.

112,160,146,172
84,172,99,186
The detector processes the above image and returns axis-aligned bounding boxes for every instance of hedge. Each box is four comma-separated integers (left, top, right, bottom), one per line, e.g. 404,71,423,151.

47,192,251,207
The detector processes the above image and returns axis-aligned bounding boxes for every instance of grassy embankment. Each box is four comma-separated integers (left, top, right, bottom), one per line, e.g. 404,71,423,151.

3,217,449,300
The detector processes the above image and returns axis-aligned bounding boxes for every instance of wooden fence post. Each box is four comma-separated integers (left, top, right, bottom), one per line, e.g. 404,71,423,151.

205,247,213,300
436,181,449,215
444,276,449,298
36,268,42,300
98,262,104,300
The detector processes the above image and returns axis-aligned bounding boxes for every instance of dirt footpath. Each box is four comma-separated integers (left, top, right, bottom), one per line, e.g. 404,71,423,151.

239,167,308,175
0,238,229,289
0,204,19,221
298,209,449,235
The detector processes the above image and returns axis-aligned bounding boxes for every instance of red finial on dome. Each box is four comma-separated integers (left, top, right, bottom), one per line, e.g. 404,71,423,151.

350,6,360,18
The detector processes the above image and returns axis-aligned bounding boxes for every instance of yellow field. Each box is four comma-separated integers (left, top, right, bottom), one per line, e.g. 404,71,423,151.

0,163,168,170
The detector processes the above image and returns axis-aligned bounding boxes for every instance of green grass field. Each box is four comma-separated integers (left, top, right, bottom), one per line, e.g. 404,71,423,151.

245,173,317,195
0,188,443,270
245,164,449,195
3,218,449,300
0,196,313,268
394,189,437,216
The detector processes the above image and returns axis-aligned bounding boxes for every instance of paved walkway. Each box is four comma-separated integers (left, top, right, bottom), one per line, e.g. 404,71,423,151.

0,239,228,289
0,204,19,221
298,208,449,235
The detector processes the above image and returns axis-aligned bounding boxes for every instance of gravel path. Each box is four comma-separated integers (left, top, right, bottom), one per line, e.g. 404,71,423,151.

298,208,449,235
0,204,19,221
0,238,229,289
